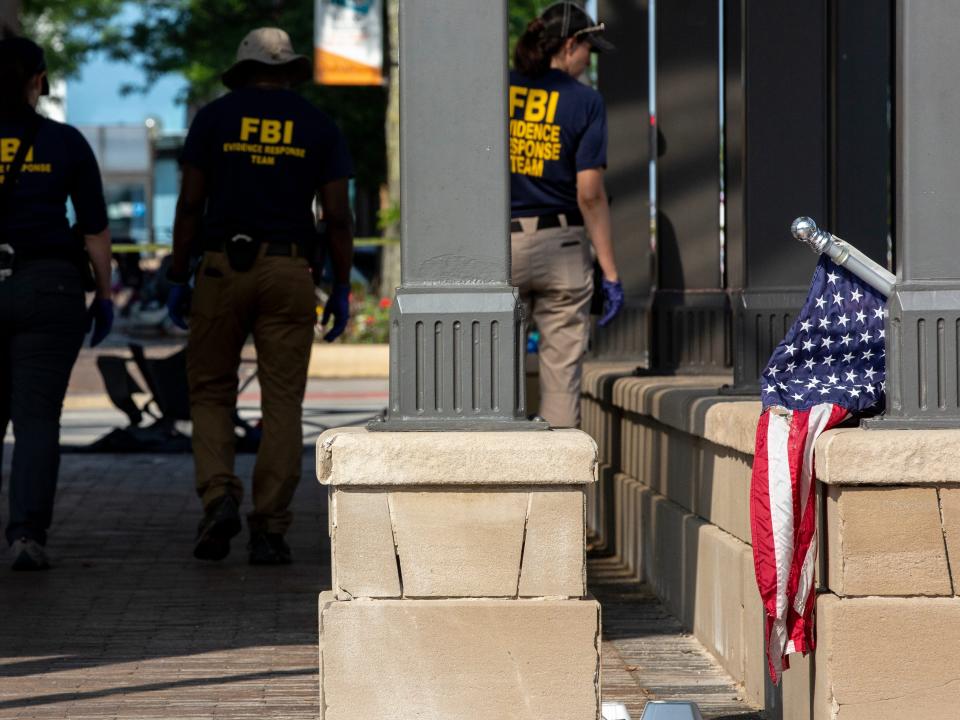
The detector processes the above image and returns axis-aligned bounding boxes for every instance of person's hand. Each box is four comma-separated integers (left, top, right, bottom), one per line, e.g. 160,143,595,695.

598,278,624,328
87,297,114,348
167,284,192,330
321,283,350,342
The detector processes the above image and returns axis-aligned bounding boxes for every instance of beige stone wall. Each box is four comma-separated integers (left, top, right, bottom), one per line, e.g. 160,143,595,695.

330,487,587,599
319,593,601,720
581,362,960,719
318,428,602,720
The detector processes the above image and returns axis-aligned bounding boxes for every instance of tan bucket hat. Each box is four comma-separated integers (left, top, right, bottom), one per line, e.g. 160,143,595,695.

222,28,313,90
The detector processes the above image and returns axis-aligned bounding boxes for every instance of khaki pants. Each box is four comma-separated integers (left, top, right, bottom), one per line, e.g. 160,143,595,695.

511,219,593,428
187,249,316,534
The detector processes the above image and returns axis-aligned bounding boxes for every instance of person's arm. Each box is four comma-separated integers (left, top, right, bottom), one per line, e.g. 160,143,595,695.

67,126,112,296
577,167,618,282
318,178,354,285
317,178,354,341
83,228,112,299
170,164,207,280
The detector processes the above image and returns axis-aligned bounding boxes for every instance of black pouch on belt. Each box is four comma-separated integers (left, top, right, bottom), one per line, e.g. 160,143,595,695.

224,232,262,272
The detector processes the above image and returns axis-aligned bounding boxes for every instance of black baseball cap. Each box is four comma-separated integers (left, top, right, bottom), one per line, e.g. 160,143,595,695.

540,2,615,53
0,36,51,95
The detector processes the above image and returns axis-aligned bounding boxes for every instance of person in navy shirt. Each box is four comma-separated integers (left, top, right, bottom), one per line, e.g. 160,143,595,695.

510,2,623,428
167,28,354,566
0,37,113,570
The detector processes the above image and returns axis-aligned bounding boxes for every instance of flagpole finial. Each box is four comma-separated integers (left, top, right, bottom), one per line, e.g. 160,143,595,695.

789,216,896,296
791,216,830,253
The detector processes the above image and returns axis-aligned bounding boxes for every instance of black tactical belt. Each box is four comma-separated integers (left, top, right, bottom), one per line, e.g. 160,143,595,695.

2,243,84,263
510,209,585,233
204,239,302,257
264,242,301,257
0,243,89,283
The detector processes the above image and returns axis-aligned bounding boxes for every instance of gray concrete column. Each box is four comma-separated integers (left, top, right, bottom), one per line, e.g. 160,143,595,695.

594,0,653,364
867,0,960,428
371,0,542,430
651,0,729,372
724,0,829,393
829,0,893,261
724,0,891,394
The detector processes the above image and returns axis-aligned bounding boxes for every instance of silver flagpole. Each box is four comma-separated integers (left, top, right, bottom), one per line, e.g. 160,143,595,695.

791,217,896,296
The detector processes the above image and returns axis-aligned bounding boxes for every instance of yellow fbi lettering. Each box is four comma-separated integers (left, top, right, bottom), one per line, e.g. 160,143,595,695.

1,138,34,163
239,117,295,144
508,86,562,178
0,138,52,179
509,87,560,123
226,118,302,166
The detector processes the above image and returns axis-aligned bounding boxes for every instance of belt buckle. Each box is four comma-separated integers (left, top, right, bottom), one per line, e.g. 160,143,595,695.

0,243,14,282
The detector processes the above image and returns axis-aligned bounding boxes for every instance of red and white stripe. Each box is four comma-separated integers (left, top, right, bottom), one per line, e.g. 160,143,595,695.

750,403,847,683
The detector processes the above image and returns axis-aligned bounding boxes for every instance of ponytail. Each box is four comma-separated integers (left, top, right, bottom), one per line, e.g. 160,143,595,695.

0,53,33,116
513,17,565,77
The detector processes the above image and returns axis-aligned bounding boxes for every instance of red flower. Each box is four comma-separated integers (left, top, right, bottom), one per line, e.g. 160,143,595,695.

379,297,392,309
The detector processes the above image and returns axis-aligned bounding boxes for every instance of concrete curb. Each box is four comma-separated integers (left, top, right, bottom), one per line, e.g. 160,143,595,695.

308,343,389,379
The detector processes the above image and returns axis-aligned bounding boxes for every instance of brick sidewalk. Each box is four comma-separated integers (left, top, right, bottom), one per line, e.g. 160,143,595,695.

0,452,326,720
1,450,764,720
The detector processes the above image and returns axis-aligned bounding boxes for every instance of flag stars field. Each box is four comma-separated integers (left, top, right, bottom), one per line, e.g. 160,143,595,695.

761,257,887,414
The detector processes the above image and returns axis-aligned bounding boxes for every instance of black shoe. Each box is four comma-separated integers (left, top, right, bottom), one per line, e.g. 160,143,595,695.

248,531,292,565
193,495,242,561
10,538,50,571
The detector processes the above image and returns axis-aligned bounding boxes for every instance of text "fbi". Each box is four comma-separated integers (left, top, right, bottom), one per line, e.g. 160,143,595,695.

240,117,295,144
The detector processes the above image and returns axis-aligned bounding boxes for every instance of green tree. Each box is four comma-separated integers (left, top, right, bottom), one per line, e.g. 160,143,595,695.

509,0,544,55
21,0,125,77
99,0,387,190
20,0,545,232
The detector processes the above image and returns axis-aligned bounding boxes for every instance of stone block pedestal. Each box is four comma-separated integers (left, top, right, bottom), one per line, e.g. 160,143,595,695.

316,428,601,720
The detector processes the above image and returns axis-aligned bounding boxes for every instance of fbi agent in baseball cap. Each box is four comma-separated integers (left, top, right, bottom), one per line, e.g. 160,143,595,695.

0,36,113,570
508,2,623,429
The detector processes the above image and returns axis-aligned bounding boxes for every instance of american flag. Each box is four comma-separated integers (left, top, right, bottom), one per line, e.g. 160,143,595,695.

751,254,887,684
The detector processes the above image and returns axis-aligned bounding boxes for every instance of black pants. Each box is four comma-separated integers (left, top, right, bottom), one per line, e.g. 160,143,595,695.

0,259,87,546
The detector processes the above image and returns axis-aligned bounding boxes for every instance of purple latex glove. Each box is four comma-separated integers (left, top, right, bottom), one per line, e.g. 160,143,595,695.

598,278,624,328
166,284,191,330
321,284,351,342
87,298,114,347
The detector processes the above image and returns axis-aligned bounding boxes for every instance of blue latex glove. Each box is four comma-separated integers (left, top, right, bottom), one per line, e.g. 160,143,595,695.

167,284,192,330
598,278,624,328
321,284,351,342
87,298,114,348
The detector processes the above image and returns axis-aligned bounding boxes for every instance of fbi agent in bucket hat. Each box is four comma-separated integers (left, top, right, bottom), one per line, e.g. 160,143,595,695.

168,27,354,566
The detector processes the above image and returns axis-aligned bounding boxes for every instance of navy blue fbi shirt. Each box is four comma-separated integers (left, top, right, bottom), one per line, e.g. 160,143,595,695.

0,113,108,248
509,69,607,218
181,87,354,245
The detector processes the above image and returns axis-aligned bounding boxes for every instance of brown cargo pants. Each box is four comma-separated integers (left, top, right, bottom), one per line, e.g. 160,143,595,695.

186,248,316,534
511,218,593,428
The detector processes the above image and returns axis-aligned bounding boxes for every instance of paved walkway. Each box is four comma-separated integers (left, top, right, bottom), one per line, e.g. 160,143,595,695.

1,444,764,719
592,560,765,719
0,452,325,719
